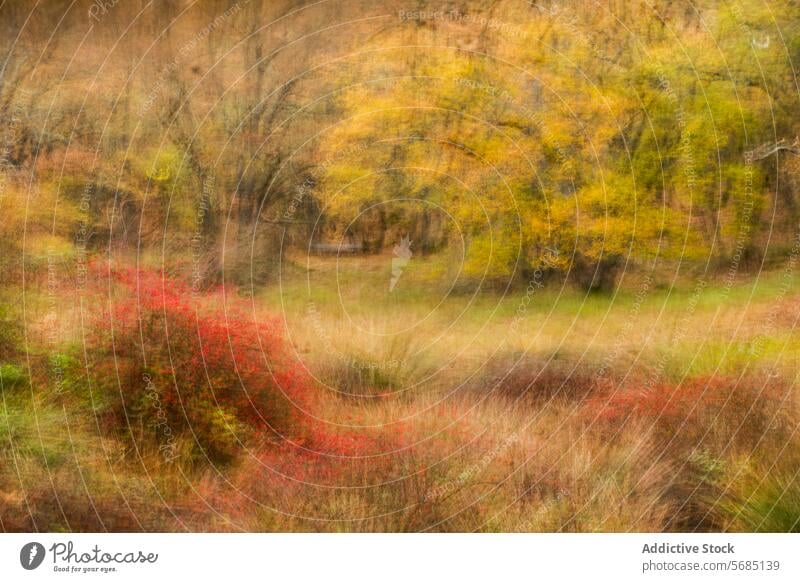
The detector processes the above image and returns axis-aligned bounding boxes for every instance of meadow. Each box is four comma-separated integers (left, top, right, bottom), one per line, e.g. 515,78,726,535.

1,251,798,532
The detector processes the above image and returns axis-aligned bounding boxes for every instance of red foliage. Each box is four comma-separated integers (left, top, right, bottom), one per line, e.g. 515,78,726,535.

88,266,314,461
586,381,712,425
86,265,415,464
584,375,791,450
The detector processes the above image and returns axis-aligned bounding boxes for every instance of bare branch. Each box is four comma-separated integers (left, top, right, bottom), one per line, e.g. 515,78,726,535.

746,137,800,161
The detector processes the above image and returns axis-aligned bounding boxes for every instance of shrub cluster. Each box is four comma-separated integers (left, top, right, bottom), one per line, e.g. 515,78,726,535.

88,268,312,463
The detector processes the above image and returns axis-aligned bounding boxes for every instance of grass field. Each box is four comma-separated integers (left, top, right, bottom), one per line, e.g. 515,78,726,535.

1,253,798,532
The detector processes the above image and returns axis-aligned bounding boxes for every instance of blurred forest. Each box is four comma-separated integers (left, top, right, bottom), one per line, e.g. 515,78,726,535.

3,0,800,534
2,0,799,291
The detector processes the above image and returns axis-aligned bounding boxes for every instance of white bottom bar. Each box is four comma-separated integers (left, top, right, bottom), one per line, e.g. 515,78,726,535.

1,533,797,581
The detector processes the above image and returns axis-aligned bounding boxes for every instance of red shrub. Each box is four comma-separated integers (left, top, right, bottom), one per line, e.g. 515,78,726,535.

88,267,313,462
585,375,792,452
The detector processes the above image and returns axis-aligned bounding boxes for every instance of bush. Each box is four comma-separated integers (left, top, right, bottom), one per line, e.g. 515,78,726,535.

0,363,26,391
472,352,605,404
586,374,793,454
88,268,312,463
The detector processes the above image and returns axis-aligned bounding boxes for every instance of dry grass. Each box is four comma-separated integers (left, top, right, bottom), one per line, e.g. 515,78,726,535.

2,259,799,531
